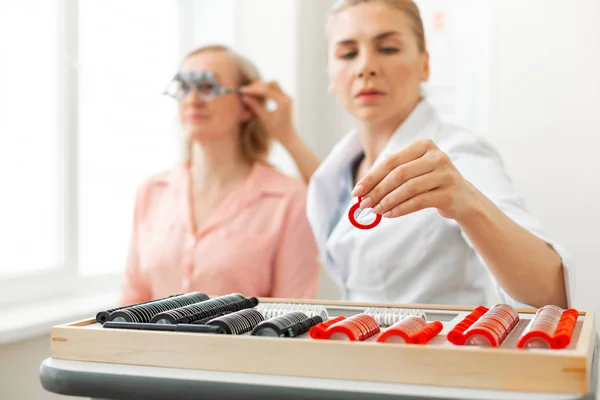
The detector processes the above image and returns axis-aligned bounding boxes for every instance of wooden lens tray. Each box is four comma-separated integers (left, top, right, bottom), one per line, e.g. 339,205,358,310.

49,298,596,395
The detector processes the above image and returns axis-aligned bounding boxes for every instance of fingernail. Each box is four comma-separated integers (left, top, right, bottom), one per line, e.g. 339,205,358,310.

372,204,383,214
383,211,392,218
352,185,363,197
360,197,373,209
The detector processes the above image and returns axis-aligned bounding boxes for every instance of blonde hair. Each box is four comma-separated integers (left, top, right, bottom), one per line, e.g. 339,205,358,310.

181,45,270,164
328,0,426,53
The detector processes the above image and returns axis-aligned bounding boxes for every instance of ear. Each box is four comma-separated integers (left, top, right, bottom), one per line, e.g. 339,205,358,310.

421,51,430,82
240,102,253,123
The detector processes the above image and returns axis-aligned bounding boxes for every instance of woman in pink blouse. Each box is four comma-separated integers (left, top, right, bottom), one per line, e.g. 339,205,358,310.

118,45,320,306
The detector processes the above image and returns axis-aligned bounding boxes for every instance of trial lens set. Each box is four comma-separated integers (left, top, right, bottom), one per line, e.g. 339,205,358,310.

98,292,579,349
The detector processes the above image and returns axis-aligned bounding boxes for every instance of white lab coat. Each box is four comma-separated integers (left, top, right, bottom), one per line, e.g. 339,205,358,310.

306,99,573,308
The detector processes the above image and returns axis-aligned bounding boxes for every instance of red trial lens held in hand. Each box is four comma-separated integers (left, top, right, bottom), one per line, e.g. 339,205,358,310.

348,196,382,230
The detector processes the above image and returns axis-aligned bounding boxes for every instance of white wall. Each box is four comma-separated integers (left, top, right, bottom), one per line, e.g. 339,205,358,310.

294,0,355,156
487,0,600,317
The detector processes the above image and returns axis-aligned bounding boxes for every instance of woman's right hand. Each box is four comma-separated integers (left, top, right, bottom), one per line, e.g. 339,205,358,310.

239,81,298,147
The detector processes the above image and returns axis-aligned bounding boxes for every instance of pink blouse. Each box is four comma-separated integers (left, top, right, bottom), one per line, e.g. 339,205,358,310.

119,161,320,306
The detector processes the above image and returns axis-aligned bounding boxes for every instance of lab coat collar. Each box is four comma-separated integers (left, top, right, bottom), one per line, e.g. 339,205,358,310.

307,98,441,261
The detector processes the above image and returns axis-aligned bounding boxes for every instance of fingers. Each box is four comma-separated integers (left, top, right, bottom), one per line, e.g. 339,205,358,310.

370,171,445,216
358,155,436,209
382,188,451,219
352,139,435,197
240,81,289,104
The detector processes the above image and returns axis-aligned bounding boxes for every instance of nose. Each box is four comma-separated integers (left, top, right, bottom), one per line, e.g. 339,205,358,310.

356,51,378,79
182,86,204,105
358,70,376,78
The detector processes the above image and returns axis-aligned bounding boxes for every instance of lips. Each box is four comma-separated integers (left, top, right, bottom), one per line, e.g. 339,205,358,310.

355,88,385,98
187,112,209,121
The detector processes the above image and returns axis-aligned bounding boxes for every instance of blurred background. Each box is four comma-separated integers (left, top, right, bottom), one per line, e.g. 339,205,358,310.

0,0,599,398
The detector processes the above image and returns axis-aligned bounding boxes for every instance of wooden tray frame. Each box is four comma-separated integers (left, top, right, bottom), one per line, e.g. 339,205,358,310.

50,298,596,395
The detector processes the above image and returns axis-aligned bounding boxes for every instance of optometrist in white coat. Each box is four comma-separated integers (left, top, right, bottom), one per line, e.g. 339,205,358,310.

240,0,572,309
306,98,572,308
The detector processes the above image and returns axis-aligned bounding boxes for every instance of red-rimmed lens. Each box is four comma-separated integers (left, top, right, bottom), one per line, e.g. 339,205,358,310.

464,304,519,347
377,316,427,344
447,306,489,345
348,197,382,230
309,316,345,339
325,314,380,341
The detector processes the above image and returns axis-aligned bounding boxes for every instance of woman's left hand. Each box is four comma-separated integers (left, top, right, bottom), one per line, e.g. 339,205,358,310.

351,139,481,222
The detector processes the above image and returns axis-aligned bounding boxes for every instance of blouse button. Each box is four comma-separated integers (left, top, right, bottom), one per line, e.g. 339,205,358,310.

187,236,196,249
182,278,190,291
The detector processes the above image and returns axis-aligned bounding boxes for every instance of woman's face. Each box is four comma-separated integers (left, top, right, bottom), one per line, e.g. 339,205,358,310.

177,50,251,143
327,2,429,124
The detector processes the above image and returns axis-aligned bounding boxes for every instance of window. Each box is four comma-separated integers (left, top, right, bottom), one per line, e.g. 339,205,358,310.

0,0,186,301
77,0,182,276
0,0,61,279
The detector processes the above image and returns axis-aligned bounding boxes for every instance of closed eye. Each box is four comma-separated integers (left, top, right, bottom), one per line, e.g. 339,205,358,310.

381,47,399,54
